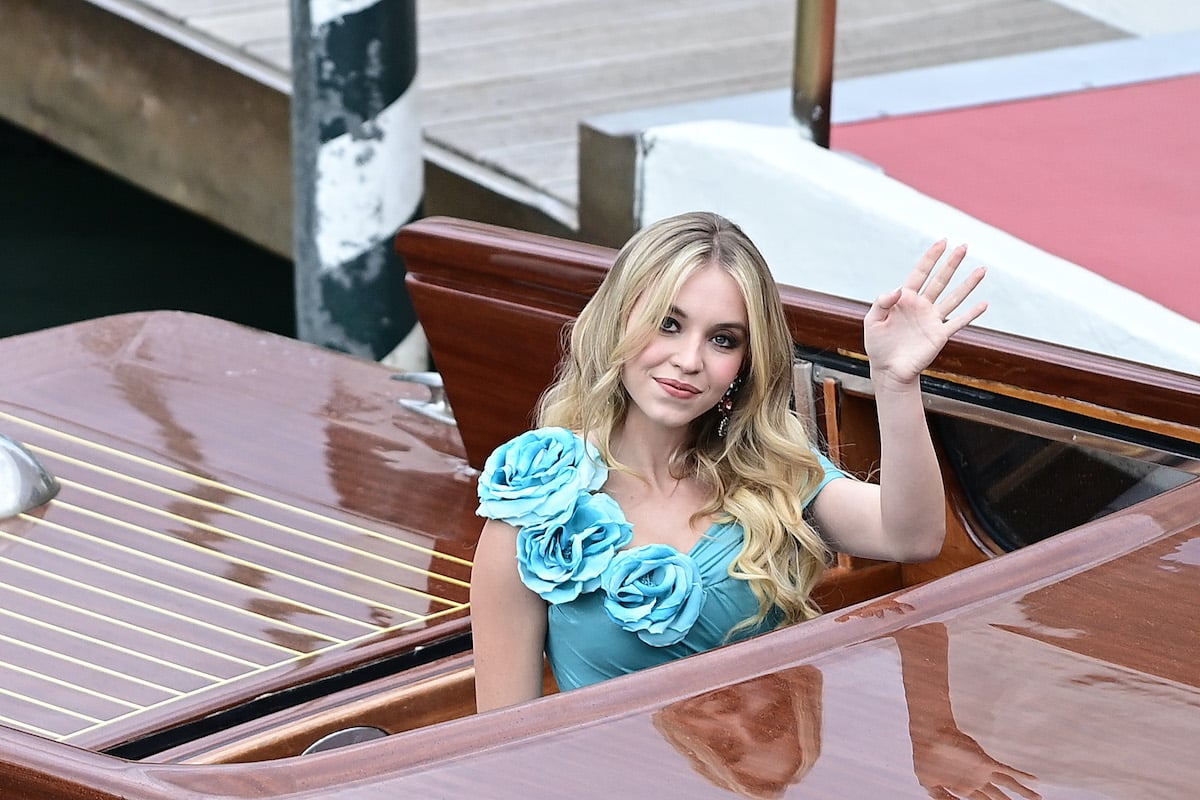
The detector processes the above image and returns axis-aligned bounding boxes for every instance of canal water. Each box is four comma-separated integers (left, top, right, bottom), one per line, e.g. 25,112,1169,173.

0,119,295,340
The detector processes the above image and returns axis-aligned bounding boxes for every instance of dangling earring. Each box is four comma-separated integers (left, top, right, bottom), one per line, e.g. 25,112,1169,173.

716,374,744,438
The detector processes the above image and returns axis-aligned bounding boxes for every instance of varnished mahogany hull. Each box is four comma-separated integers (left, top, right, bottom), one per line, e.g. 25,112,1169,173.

3,479,1199,798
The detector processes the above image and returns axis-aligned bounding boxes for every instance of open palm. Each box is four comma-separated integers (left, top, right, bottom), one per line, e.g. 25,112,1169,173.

864,240,988,389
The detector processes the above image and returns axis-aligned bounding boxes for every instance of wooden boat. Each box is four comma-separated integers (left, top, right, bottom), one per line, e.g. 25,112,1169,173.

2,217,1198,798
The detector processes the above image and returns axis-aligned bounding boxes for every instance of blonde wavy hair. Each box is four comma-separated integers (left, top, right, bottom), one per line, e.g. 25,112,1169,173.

537,211,830,625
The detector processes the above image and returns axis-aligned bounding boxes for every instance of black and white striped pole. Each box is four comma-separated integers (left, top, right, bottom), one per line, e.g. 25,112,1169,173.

290,0,426,368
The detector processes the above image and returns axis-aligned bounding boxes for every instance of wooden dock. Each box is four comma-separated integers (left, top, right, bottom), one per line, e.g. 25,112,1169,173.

0,0,1123,252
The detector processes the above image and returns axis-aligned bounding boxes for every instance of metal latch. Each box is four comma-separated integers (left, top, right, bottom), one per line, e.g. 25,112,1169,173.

391,371,455,425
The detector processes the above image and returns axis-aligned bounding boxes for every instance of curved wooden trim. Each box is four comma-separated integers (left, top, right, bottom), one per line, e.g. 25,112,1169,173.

150,653,478,765
779,284,1200,433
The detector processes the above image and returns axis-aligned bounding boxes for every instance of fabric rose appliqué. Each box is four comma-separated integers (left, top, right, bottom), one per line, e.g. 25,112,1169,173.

517,491,633,603
476,427,606,527
602,544,704,646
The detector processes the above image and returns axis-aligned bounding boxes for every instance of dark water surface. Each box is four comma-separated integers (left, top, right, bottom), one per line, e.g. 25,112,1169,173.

0,119,295,340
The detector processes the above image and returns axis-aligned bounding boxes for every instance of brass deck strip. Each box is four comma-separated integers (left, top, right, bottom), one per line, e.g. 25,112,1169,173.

0,606,221,682
0,715,59,740
55,484,451,612
0,530,335,648
334,603,469,643
0,556,297,660
2,411,473,568
0,408,479,744
0,686,105,725
0,631,182,697
0,581,261,669
32,445,472,591
12,518,367,637
40,501,422,625
0,583,470,746
60,602,471,745
0,658,142,709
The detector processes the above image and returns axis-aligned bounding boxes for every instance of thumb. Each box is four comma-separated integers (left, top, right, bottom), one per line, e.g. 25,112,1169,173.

866,287,903,322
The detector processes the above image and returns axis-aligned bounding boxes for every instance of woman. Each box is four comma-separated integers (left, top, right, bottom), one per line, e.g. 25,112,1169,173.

470,212,987,711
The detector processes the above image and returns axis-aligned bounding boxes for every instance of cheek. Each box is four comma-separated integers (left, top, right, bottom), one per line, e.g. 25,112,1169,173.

619,348,652,390
630,339,670,369
715,353,746,386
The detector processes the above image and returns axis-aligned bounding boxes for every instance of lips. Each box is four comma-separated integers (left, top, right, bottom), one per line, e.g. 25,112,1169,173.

655,378,702,398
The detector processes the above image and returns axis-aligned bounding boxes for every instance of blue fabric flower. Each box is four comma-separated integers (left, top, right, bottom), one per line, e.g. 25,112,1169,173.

476,427,607,528
516,491,634,603
601,544,704,646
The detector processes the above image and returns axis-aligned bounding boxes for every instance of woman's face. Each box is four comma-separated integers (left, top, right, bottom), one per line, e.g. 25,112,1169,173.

655,668,823,799
621,264,749,434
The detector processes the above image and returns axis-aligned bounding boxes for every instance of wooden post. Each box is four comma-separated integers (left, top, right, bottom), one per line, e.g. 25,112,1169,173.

290,0,426,367
792,0,837,148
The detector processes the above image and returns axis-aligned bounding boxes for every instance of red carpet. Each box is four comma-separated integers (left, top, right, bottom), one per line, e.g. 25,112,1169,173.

832,74,1200,322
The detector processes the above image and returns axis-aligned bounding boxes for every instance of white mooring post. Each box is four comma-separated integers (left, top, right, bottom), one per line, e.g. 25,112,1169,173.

290,0,426,368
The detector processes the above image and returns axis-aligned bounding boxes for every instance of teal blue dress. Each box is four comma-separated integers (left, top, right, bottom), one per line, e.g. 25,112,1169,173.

475,427,845,692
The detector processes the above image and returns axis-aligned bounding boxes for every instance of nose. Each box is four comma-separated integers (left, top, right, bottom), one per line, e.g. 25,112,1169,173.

669,334,704,373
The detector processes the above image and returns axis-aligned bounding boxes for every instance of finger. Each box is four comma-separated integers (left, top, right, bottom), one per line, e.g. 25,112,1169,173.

903,239,949,293
973,785,1009,800
993,772,1041,799
934,265,987,318
994,764,1038,783
942,301,988,336
921,243,969,300
866,287,903,322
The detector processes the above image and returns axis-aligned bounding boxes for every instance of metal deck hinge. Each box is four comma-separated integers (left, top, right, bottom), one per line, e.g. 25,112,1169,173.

391,372,456,425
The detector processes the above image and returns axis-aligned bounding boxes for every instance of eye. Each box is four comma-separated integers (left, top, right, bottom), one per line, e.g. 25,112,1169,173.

713,332,741,350
660,316,680,333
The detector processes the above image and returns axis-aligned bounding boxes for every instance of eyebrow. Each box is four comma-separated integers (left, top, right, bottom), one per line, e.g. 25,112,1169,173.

668,305,748,333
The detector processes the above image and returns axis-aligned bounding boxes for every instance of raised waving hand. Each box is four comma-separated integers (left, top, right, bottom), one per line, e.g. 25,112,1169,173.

863,240,988,389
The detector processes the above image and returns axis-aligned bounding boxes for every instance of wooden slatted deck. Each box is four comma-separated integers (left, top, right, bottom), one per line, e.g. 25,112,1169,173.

0,311,479,752
0,1,1123,247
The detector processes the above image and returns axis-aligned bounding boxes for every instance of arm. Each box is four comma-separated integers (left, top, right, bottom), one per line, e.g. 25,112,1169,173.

470,518,549,712
895,624,1040,800
811,241,987,562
